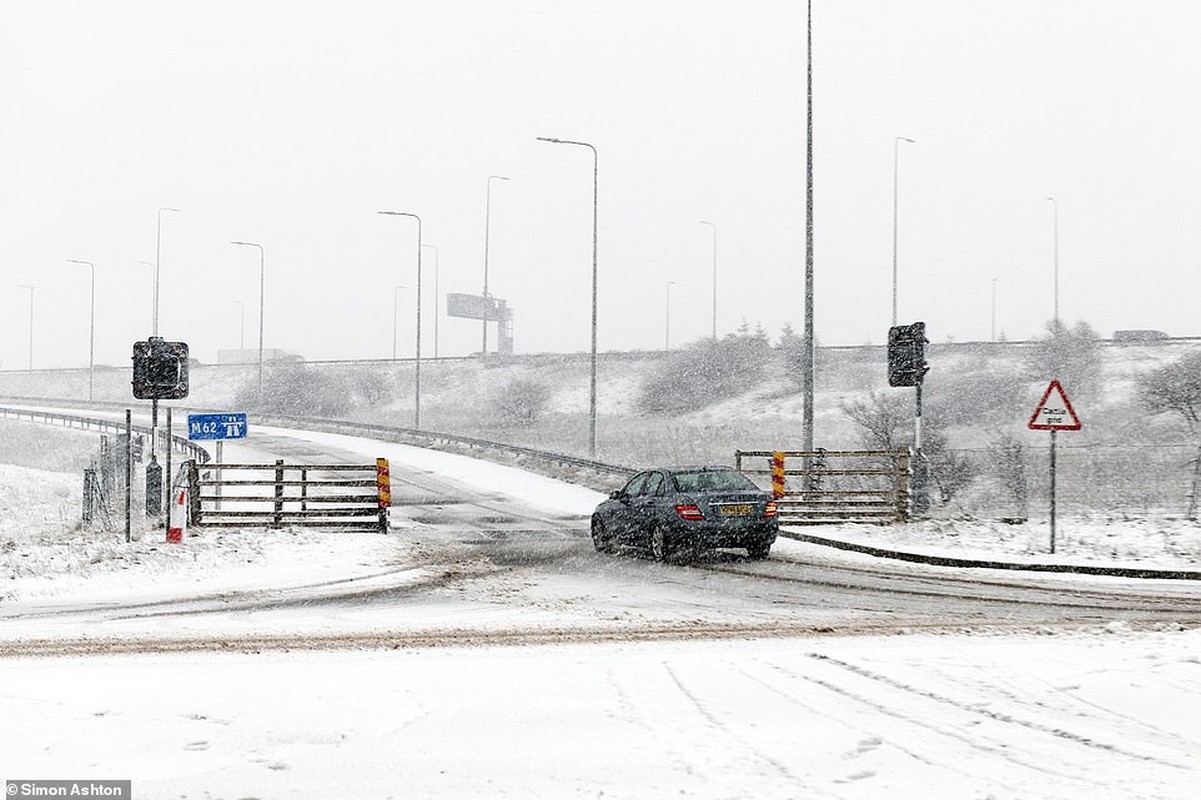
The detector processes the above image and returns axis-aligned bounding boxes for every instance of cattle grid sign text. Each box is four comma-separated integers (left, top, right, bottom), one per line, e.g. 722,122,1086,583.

187,413,249,441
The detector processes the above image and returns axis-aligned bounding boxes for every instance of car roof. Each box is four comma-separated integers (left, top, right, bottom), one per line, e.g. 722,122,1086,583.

661,465,737,474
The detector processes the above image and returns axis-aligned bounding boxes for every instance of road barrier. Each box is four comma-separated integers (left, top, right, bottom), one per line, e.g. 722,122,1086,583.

736,449,911,524
186,458,391,533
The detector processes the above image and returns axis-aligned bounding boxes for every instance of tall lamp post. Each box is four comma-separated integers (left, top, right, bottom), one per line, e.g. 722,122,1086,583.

699,220,717,338
1046,196,1059,325
18,284,34,371
422,245,439,359
892,136,916,326
801,0,815,462
537,135,599,457
230,241,265,407
66,259,96,401
482,175,509,357
378,211,423,429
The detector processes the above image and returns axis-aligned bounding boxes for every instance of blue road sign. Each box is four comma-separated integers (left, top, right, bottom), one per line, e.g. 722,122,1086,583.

187,412,249,441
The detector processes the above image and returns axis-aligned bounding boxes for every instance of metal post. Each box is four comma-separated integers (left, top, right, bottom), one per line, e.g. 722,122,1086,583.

1049,429,1058,553
536,136,599,456
378,211,423,428
273,459,285,528
801,0,816,479
124,409,132,543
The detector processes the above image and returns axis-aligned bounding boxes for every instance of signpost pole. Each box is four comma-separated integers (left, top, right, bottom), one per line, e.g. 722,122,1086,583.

1049,429,1058,554
125,410,132,543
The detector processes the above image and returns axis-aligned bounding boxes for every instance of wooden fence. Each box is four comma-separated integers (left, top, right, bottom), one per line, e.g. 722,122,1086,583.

735,449,911,525
186,458,391,533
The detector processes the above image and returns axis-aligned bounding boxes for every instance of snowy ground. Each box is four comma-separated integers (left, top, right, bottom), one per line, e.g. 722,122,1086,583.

2,424,1201,798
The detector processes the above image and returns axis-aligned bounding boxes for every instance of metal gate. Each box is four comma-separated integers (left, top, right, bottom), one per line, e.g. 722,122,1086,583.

735,449,911,525
186,458,391,533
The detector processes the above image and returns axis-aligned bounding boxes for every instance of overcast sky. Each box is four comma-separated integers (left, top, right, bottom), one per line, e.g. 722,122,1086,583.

3,1,1200,369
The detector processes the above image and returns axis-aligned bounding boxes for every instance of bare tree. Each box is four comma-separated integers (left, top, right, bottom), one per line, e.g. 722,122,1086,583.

1138,352,1201,517
840,392,977,507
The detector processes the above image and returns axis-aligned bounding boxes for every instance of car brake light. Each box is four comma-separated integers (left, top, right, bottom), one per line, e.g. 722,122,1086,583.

674,503,704,521
764,500,778,518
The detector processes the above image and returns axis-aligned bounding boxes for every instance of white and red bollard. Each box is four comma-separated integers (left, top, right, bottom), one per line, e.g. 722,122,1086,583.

167,487,187,543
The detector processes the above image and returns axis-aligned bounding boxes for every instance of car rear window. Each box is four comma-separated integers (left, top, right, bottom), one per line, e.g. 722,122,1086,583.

671,470,757,493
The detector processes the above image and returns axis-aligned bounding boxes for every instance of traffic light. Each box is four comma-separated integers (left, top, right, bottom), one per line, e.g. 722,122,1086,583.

132,337,190,399
887,322,928,387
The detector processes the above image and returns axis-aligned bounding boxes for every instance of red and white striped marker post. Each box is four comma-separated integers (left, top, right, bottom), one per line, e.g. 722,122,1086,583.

167,487,187,543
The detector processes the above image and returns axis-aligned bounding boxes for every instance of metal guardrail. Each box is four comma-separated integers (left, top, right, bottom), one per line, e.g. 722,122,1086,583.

0,400,633,486
0,405,211,464
249,412,639,482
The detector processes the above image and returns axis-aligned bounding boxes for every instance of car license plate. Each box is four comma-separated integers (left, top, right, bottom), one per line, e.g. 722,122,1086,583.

717,503,752,516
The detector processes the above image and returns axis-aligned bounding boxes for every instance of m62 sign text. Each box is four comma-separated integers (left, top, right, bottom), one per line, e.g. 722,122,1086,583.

187,413,249,441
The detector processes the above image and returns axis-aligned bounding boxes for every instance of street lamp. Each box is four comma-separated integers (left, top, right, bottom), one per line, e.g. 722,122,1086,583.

1046,196,1059,325
482,175,509,357
17,284,34,371
537,135,598,457
378,211,423,429
664,280,675,351
699,220,717,338
422,245,439,359
230,241,265,406
892,136,916,326
153,207,180,336
66,259,96,401
801,0,815,460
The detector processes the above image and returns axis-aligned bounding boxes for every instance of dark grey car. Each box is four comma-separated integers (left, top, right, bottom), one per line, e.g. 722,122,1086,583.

591,466,778,561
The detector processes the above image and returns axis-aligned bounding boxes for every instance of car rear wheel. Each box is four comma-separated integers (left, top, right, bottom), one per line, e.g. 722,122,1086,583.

746,542,772,560
591,518,613,553
650,524,672,562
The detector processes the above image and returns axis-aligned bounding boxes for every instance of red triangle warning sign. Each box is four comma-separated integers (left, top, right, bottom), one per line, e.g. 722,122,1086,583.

1028,379,1082,431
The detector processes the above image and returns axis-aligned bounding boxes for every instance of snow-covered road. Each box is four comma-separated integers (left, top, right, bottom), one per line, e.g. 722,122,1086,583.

3,419,1201,798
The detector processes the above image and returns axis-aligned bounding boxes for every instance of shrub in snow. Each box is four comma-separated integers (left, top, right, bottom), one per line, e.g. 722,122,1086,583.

637,332,771,415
